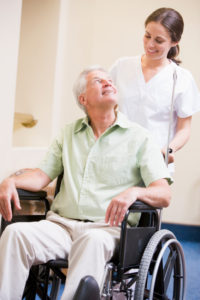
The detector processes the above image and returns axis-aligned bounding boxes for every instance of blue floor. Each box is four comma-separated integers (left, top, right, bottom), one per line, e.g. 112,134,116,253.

36,224,200,299
181,240,200,300
162,223,200,300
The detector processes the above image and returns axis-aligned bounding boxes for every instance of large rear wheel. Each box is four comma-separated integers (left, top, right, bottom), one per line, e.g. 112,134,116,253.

134,229,186,300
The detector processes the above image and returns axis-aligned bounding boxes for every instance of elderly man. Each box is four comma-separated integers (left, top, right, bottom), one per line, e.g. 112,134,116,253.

0,66,171,300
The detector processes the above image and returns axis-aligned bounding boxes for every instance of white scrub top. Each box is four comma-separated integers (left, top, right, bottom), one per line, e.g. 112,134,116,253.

110,56,200,171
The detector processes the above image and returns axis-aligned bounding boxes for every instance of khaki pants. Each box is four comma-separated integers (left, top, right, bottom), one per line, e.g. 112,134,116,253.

0,211,120,300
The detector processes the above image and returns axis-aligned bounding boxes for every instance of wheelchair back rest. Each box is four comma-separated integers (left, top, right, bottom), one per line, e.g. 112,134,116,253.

138,211,158,227
54,172,64,197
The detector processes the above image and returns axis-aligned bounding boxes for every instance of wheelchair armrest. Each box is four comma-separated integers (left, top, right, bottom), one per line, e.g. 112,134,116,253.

1,189,49,236
122,200,161,231
17,188,47,200
16,188,50,212
128,200,160,212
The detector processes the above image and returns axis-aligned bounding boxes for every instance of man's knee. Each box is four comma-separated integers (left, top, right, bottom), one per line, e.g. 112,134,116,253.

1,222,33,253
1,222,20,239
2,222,25,238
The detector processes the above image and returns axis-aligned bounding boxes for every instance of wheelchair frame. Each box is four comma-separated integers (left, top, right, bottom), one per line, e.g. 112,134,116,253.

101,203,186,300
0,182,186,300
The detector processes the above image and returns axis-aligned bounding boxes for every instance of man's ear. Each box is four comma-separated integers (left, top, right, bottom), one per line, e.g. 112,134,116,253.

79,94,86,106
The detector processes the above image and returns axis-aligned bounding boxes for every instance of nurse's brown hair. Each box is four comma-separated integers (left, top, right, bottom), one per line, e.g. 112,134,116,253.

145,8,184,65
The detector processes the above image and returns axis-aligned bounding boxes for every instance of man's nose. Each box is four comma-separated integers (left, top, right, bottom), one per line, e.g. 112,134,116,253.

102,79,111,87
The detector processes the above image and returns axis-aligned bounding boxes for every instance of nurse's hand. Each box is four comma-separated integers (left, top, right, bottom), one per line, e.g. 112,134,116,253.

161,148,175,164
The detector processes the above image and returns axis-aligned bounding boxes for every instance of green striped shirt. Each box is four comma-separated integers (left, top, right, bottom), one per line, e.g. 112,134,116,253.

39,112,172,223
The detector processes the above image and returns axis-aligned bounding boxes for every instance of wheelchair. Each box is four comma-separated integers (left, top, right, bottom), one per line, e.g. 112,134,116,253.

0,173,186,300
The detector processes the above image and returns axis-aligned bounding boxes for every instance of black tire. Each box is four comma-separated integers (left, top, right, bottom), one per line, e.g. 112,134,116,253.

134,229,186,300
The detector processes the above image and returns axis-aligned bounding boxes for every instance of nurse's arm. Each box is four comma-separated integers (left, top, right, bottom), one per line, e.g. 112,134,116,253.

162,116,192,163
169,116,192,151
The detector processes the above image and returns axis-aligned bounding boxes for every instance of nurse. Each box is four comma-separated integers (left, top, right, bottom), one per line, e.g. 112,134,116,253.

110,7,200,172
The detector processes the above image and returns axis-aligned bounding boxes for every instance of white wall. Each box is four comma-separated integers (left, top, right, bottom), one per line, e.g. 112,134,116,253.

0,0,22,179
13,0,61,147
1,0,200,225
0,0,62,179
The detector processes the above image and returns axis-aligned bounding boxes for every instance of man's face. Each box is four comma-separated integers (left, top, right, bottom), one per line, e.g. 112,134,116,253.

79,70,117,112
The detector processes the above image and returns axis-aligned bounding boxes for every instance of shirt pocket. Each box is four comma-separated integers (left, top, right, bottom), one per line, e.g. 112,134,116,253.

92,154,138,187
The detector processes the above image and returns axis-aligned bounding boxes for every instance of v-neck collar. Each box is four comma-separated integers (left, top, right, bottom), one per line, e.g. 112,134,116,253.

139,55,172,85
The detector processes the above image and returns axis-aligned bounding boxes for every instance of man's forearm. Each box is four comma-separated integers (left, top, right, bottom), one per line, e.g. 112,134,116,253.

11,168,51,191
105,179,171,226
130,180,171,208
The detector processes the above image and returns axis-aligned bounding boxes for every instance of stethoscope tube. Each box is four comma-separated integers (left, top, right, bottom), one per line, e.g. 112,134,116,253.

165,70,177,166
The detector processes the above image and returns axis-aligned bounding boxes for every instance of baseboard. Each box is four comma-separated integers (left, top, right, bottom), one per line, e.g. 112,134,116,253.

161,222,200,242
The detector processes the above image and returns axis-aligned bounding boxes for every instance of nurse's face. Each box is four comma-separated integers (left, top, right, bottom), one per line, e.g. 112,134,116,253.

143,21,177,61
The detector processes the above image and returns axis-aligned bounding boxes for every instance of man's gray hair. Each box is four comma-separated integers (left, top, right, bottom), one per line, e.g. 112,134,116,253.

73,65,107,111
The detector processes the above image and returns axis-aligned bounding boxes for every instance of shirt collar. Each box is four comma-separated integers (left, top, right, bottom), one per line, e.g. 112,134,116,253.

74,111,133,134
114,111,134,129
74,116,90,133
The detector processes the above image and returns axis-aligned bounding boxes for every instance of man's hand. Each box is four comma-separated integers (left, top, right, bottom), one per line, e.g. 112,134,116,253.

0,178,21,221
0,168,51,222
105,188,137,227
105,179,171,227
